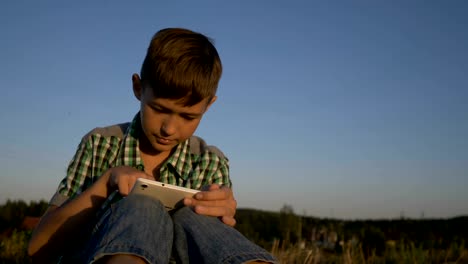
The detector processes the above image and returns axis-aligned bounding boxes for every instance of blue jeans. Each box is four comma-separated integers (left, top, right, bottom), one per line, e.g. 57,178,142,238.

71,194,277,264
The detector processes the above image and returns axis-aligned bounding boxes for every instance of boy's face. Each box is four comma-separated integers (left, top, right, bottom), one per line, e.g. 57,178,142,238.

132,74,216,154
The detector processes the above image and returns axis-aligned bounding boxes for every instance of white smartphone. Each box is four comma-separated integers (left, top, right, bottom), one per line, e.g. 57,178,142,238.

130,178,199,211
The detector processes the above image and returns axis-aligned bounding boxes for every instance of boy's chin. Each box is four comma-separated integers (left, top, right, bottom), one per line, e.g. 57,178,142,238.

149,141,176,153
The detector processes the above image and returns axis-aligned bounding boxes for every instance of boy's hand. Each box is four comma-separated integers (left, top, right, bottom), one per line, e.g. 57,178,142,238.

183,184,237,227
104,166,153,196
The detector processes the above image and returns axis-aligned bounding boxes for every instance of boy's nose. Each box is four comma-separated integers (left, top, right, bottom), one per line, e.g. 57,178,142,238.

161,116,177,136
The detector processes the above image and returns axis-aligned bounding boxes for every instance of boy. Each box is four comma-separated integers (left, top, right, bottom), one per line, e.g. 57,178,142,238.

28,28,277,264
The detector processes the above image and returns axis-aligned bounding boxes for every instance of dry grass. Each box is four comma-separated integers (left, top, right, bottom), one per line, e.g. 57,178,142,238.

0,230,31,264
1,230,467,263
270,239,468,264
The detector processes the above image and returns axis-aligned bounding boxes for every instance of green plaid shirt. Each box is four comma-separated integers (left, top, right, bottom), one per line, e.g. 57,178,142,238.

50,113,230,210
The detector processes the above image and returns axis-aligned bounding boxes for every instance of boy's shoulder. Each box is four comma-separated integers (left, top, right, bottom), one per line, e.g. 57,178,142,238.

82,123,225,159
82,122,130,140
189,136,226,159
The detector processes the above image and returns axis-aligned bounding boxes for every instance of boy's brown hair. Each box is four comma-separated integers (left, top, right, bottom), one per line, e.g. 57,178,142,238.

140,28,222,106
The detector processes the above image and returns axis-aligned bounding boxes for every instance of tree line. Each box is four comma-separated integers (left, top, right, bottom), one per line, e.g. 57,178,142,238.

235,205,468,256
1,200,467,261
0,199,48,234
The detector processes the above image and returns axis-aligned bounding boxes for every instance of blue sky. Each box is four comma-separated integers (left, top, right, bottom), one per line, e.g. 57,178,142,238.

1,1,467,219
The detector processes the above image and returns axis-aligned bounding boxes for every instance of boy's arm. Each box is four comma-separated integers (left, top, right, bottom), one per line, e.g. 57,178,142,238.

28,166,151,262
27,170,112,262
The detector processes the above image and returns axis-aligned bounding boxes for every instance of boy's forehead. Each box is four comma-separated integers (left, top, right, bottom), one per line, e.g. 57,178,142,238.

149,96,210,113
144,84,209,104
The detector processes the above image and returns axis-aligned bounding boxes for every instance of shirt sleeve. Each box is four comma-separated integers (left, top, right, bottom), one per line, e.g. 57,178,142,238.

211,156,232,188
49,136,94,207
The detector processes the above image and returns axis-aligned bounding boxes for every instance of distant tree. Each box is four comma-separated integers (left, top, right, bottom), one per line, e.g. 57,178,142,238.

27,200,48,217
235,209,281,249
279,204,301,244
0,200,27,231
0,199,48,232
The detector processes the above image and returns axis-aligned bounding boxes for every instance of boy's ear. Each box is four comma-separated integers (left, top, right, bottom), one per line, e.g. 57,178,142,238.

205,96,217,112
132,74,142,101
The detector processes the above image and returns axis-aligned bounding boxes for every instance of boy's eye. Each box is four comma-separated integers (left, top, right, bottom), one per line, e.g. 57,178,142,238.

182,115,196,121
151,106,167,113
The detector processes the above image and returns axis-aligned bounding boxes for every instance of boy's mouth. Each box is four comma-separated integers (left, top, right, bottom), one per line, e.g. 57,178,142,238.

156,136,172,145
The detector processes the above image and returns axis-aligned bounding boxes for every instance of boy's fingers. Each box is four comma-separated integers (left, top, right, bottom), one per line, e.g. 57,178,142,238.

118,180,130,196
194,205,235,218
196,198,236,212
208,184,220,190
188,199,230,208
195,186,232,201
142,173,154,180
117,173,146,196
200,184,220,192
221,216,237,227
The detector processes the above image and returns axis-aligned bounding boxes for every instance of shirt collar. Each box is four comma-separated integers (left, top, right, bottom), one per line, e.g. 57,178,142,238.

164,139,193,180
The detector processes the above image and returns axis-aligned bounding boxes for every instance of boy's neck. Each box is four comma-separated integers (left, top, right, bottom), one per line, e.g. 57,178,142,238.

138,134,174,179
139,150,170,180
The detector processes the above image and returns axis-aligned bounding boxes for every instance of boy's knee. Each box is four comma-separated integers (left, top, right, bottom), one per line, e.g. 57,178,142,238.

118,194,165,212
95,254,148,264
172,206,220,227
172,206,198,221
